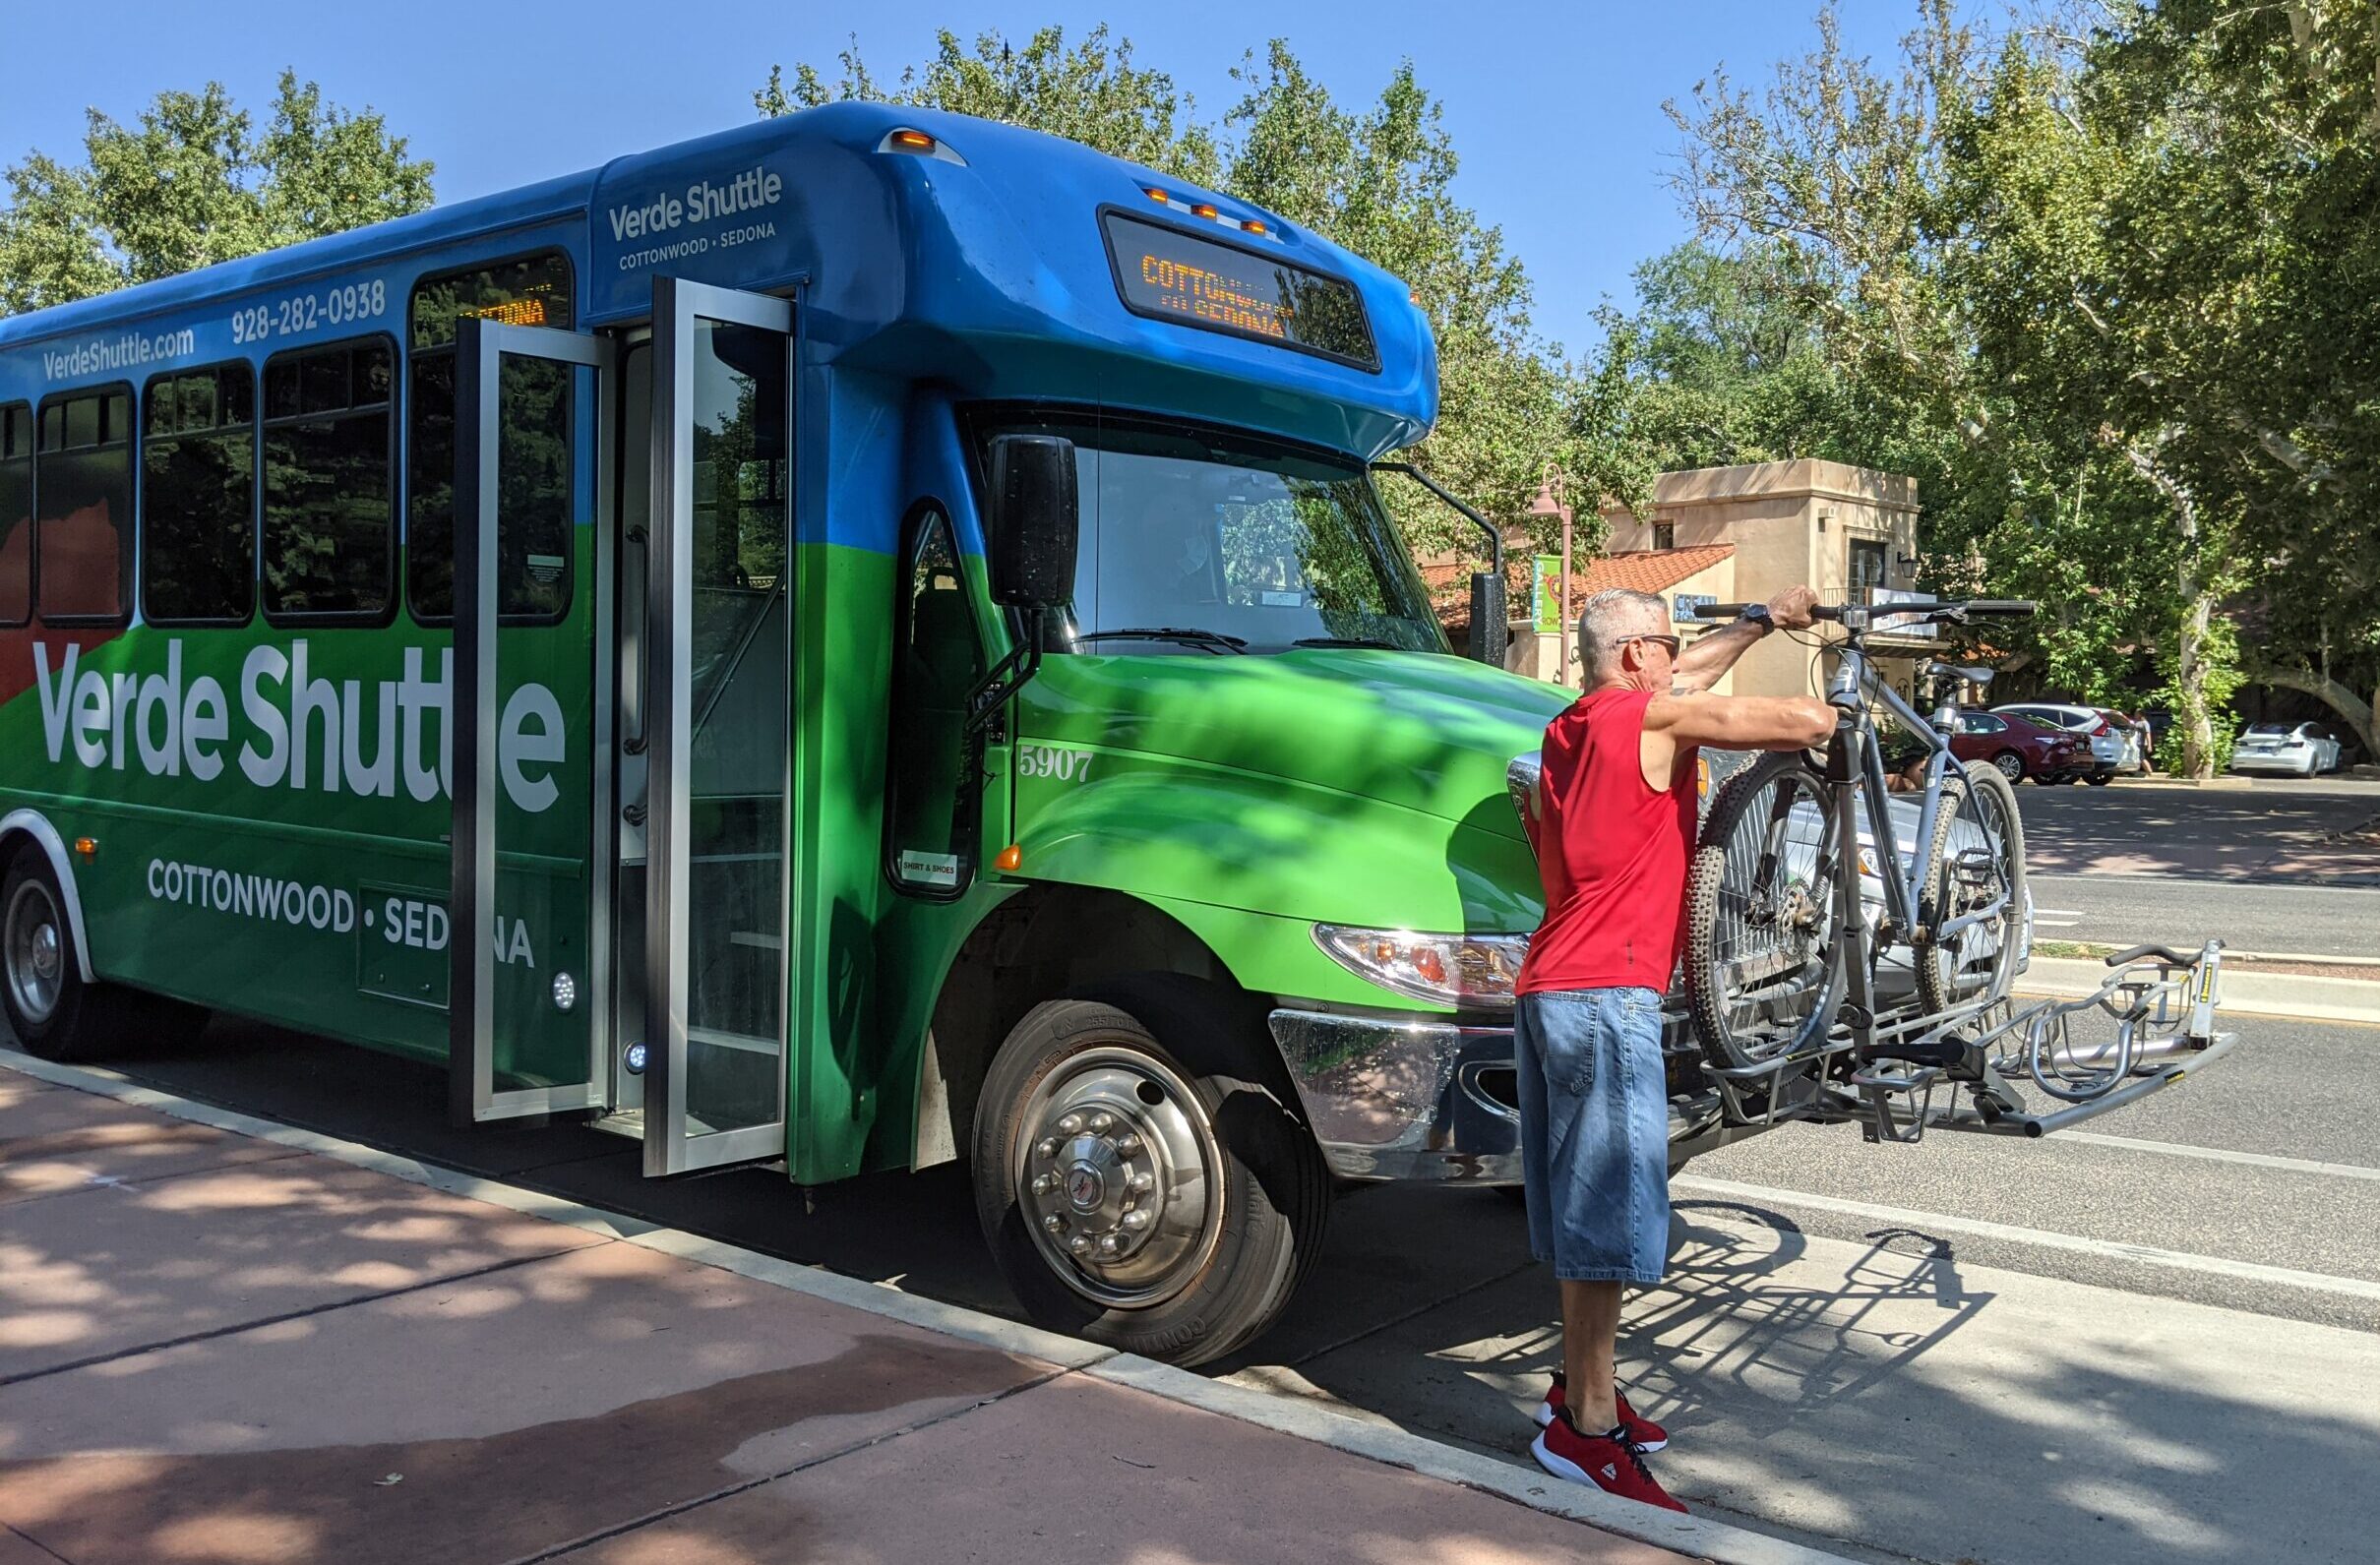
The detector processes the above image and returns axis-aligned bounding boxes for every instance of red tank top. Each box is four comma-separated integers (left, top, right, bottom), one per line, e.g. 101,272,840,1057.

1516,688,1697,994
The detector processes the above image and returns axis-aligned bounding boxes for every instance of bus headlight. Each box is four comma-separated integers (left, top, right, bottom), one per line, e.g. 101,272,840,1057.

1313,926,1530,1010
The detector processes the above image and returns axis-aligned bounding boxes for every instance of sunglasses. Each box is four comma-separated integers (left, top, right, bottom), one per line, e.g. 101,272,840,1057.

1618,632,1682,657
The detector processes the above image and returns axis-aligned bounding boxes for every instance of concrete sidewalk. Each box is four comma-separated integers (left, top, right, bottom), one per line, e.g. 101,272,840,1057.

0,1055,1831,1565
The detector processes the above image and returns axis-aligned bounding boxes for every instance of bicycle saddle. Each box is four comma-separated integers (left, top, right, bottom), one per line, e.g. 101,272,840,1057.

1924,662,1995,686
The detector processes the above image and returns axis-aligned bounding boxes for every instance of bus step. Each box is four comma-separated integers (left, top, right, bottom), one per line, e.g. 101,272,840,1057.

591,1110,643,1139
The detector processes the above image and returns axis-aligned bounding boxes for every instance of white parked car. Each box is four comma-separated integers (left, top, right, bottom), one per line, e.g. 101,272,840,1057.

1991,702,2137,781
2230,721,2345,776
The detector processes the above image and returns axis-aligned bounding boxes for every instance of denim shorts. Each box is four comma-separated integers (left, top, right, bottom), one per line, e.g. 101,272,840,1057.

1514,987,1670,1285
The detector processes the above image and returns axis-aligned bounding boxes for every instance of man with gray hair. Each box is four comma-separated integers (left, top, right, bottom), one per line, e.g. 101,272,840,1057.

1518,583,1832,1511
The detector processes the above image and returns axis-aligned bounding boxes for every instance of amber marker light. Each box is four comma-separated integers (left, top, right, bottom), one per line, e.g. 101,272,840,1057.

1243,218,1267,235
73,837,97,861
888,129,937,151
995,845,1023,873
1144,186,1169,203
1191,203,1219,219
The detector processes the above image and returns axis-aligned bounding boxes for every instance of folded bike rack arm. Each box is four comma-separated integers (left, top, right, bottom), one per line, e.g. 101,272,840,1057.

1921,1030,2237,1140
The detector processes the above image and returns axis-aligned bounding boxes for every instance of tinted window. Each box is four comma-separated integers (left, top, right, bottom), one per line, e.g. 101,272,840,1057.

406,253,576,622
263,339,394,621
142,364,257,625
0,404,28,626
34,387,134,621
885,509,986,896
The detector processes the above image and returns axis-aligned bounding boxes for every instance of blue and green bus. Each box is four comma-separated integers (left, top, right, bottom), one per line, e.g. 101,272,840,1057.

0,102,1568,1362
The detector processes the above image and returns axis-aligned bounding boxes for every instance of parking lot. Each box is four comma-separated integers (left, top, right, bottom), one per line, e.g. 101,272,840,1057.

9,776,2378,1565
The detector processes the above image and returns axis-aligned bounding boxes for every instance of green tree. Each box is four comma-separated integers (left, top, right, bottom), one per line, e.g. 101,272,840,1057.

1667,2,2260,772
0,71,433,316
756,26,1219,185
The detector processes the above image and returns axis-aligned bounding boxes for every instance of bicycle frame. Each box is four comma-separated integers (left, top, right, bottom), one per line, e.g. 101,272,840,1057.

1818,629,2012,1051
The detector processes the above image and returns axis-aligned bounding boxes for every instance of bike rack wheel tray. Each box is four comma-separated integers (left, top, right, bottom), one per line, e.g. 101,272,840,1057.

1698,940,2235,1145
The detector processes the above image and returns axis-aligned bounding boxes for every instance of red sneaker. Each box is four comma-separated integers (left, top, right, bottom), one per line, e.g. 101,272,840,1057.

1531,1411,1686,1512
1534,1373,1668,1452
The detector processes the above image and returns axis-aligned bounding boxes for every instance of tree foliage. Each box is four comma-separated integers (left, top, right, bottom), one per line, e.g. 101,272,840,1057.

0,71,434,316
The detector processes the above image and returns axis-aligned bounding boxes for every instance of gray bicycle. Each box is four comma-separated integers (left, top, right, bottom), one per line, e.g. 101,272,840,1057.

1681,598,2038,1077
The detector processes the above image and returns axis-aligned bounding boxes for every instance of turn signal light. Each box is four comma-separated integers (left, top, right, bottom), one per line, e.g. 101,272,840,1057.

995,844,1023,873
73,836,97,860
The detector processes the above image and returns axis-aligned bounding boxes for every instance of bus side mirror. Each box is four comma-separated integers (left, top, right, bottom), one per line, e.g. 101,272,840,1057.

1471,571,1508,666
989,435,1079,610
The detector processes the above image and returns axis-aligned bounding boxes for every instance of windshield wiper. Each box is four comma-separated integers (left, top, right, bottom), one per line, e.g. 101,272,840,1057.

1076,627,1249,654
1289,636,1406,650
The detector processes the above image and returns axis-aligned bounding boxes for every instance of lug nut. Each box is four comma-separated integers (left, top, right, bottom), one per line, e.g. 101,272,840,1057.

1088,1112,1114,1133
1068,1234,1093,1256
1115,1132,1142,1154
1032,1174,1057,1195
1122,1209,1153,1232
1057,1113,1083,1135
1098,1234,1123,1257
1131,1171,1154,1192
1034,1138,1058,1160
1042,1214,1066,1234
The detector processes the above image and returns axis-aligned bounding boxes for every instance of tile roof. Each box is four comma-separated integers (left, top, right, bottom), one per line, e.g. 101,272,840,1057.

1428,546,1736,634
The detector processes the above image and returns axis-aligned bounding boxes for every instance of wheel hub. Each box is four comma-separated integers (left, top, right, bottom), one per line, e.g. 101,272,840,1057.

5,879,65,1026
1015,1052,1220,1307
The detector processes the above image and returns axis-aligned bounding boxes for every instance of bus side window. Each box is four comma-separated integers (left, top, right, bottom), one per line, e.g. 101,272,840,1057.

262,338,395,623
885,507,989,898
0,403,28,627
405,252,577,623
32,386,134,624
142,364,257,626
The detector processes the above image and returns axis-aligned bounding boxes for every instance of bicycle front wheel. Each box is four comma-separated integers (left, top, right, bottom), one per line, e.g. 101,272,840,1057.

1684,752,1847,1072
1915,758,2029,1014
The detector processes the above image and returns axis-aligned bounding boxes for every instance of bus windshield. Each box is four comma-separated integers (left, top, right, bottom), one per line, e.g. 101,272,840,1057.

975,413,1446,656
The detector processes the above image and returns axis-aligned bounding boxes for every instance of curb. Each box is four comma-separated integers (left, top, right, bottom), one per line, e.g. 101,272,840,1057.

0,1049,1851,1565
2022,956,2380,1025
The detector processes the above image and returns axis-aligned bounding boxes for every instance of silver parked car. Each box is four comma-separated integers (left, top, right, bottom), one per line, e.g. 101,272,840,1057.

1992,702,2137,781
2230,721,2345,776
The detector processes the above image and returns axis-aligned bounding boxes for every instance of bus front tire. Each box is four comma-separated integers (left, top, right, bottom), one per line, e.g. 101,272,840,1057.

2,842,205,1062
972,975,1329,1368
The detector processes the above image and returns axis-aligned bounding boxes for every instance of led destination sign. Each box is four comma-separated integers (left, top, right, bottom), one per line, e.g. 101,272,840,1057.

1102,212,1378,371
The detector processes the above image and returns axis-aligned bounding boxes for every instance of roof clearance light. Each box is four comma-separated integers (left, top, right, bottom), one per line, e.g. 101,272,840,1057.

1243,218,1267,235
1144,186,1169,204
1191,203,1219,219
889,129,937,151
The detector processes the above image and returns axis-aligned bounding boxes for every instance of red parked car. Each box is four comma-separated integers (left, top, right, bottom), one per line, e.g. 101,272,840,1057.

1950,709,2089,784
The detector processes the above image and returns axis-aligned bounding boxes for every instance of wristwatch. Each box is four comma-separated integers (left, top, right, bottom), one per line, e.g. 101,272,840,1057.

1737,603,1774,633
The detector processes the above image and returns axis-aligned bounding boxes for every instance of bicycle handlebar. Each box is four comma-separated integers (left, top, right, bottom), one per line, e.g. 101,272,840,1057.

1684,598,2038,624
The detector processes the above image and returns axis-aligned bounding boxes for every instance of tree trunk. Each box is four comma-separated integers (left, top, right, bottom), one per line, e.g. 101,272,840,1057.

2173,561,2217,778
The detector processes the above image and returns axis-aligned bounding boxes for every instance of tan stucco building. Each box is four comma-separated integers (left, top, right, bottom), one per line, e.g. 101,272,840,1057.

1469,458,1933,693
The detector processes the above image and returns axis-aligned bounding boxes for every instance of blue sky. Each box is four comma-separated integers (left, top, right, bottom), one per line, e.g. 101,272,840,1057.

1,1,1931,353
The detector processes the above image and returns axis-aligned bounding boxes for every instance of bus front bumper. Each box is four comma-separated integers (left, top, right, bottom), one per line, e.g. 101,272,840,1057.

1266,1008,1522,1182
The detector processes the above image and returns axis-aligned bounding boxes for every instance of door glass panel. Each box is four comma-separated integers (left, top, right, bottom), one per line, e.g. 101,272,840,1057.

682,319,788,1139
488,356,597,1094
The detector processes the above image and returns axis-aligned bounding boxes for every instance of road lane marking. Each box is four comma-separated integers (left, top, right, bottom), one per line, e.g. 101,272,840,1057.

2053,1131,2380,1183
1672,1174,2380,1302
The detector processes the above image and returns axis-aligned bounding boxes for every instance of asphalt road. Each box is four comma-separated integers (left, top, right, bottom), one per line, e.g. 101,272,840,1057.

2013,774,2380,882
13,1001,2377,1565
2029,871,2380,958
